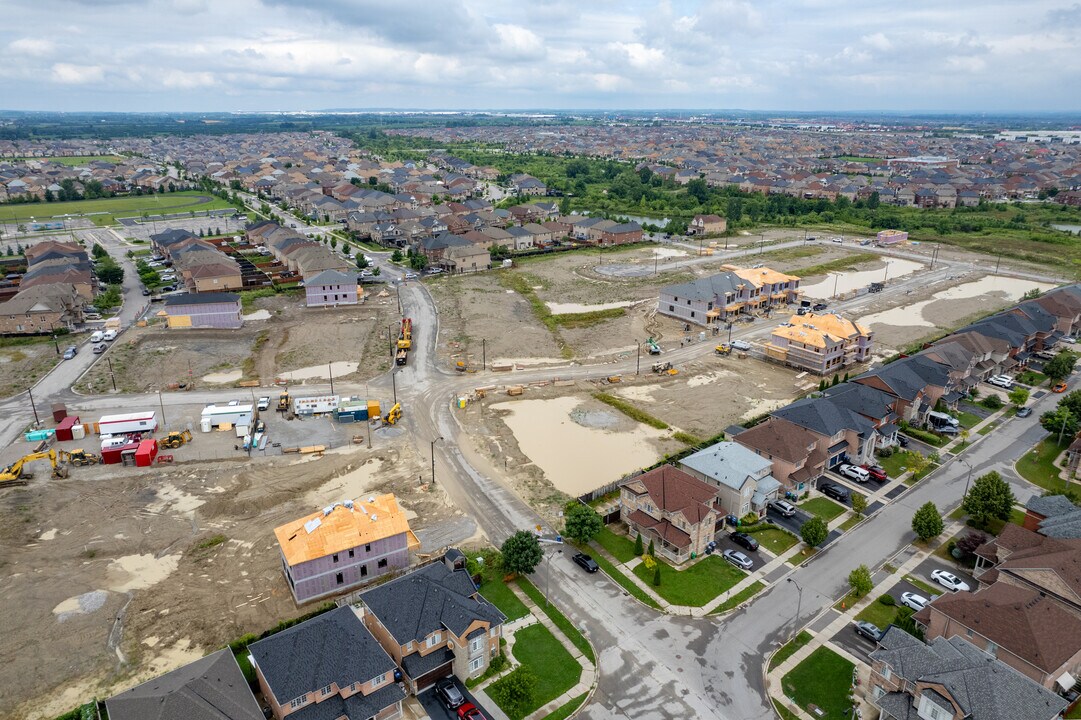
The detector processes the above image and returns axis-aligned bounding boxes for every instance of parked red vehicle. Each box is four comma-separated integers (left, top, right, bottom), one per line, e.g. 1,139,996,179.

457,702,487,720
861,464,888,482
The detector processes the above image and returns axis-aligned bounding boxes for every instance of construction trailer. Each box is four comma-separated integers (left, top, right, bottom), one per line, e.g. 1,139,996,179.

291,394,341,416
200,404,254,434
336,398,381,423
96,411,158,436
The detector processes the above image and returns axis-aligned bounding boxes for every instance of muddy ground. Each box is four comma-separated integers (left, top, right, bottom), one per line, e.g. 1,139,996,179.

75,292,396,394
0,436,467,720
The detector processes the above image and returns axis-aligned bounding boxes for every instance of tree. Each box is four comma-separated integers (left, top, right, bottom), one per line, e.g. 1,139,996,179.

962,471,1016,529
818,379,826,391
372,266,381,276
831,373,840,386
955,531,989,556
391,249,404,263
355,255,369,269
911,501,944,541
500,531,542,576
1040,406,1079,439
800,516,827,548
653,562,661,586
647,538,655,557
634,532,643,556
495,667,536,714
563,503,602,544
904,450,931,479
329,237,338,250
848,564,873,598
1044,351,1078,382
851,493,867,515
91,243,109,259
894,606,925,641
1003,384,1029,406
96,263,124,285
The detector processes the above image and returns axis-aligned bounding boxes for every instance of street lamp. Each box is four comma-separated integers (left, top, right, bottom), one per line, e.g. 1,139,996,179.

541,543,564,607
786,577,804,643
430,436,443,485
636,339,641,375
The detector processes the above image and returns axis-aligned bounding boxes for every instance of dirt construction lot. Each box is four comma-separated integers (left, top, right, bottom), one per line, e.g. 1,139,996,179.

0,431,471,720
76,291,398,394
0,336,66,398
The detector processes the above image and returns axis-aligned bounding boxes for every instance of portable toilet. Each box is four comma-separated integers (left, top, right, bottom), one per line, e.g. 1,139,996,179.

72,424,86,440
200,417,212,433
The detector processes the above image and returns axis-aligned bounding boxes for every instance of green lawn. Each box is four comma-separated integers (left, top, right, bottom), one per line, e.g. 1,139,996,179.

631,555,745,607
1016,369,1047,386
479,580,530,622
769,630,813,670
516,577,595,663
595,526,638,562
838,513,862,533
901,427,949,447
877,452,910,478
709,580,765,614
903,575,941,597
488,624,581,720
856,596,900,629
799,497,847,523
977,421,999,436
14,154,127,166
588,548,662,609
956,411,982,429
542,693,588,720
0,190,233,226
773,699,802,720
744,525,799,555
781,646,855,719
1016,438,1081,493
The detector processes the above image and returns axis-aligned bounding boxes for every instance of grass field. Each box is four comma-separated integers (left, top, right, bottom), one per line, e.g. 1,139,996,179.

488,624,581,720
743,525,799,555
799,497,847,522
587,546,662,609
856,595,901,629
516,577,595,663
709,580,765,615
12,155,127,166
1016,438,1081,493
631,555,745,607
595,527,638,563
769,631,812,670
781,647,855,719
0,191,233,226
479,579,530,622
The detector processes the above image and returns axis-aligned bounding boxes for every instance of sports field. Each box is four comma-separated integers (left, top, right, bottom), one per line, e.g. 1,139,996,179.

11,155,127,166
0,191,234,226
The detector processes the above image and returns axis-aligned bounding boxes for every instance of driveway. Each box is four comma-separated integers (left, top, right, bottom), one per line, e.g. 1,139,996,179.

911,556,977,595
766,505,810,536
830,620,879,663
713,534,770,570
814,477,862,509
823,468,885,497
418,678,493,720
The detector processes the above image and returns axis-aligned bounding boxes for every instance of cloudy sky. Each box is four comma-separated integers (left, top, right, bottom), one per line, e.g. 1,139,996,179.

1,0,1078,113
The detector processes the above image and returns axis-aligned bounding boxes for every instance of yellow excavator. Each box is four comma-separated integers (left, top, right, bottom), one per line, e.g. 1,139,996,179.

1,449,68,485
383,403,402,426
58,449,100,466
160,429,193,449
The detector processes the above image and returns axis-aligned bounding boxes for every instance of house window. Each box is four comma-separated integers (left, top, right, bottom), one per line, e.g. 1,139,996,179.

469,657,484,673
332,553,339,563
470,637,484,654
378,558,388,568
872,686,885,700
336,573,344,585
372,673,386,687
881,666,891,681
361,565,368,577
669,305,674,312
290,696,309,709
320,684,333,696
365,543,371,552
426,633,441,648
349,549,355,558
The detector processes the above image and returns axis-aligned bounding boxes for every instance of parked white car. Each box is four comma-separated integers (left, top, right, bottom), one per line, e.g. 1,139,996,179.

89,331,104,343
987,374,1014,389
257,396,271,411
900,592,930,611
839,464,870,483
102,329,118,342
931,569,971,592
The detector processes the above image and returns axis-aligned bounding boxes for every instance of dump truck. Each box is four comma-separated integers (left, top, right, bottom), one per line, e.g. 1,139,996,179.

160,429,193,449
396,348,409,366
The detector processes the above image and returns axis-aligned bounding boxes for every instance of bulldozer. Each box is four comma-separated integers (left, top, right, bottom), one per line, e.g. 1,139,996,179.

651,361,672,373
383,403,402,426
161,429,193,449
715,343,732,355
1,449,68,485
277,389,290,412
58,449,100,467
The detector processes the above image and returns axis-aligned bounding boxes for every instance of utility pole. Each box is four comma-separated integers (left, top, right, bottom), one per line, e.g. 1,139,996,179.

995,254,1002,275
482,338,486,371
1060,410,1071,445
158,389,166,425
391,369,397,405
430,436,443,485
328,363,335,395
786,577,804,644
27,387,40,427
107,357,117,392
962,459,974,500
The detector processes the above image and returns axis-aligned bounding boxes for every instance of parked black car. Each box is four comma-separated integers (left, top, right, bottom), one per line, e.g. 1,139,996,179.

435,678,465,709
728,532,759,551
897,435,909,448
572,552,599,573
820,482,850,502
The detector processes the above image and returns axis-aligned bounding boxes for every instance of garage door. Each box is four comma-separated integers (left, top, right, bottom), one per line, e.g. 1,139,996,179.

413,661,454,693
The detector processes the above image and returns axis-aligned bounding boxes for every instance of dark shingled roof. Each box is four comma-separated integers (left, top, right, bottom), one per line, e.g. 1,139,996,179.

105,649,263,720
249,606,397,706
361,560,505,645
870,627,1067,720
163,292,240,306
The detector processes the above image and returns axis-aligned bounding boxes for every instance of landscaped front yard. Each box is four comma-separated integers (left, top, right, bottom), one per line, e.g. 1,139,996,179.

479,579,531,622
631,555,745,607
769,630,812,670
781,647,855,719
594,526,638,562
856,595,901,629
1016,438,1081,493
799,497,847,523
488,623,581,720
745,525,799,555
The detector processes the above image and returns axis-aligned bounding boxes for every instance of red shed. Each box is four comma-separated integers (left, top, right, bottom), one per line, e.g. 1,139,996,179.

135,439,158,467
55,416,80,442
101,442,139,465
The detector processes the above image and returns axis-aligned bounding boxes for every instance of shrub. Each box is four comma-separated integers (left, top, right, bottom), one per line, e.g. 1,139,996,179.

877,446,894,458
878,594,896,606
981,394,1003,410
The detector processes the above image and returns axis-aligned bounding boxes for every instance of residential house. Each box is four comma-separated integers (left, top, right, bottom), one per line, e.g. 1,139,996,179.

916,522,1081,690
442,244,490,274
688,214,727,235
184,261,244,293
509,174,546,196
765,312,874,374
159,292,242,329
679,441,782,518
732,417,825,493
868,626,1067,720
359,550,506,693
274,494,420,604
249,606,406,720
1023,494,1081,538
105,649,263,720
599,221,643,244
618,465,723,564
657,266,802,328
771,394,879,468
0,283,84,334
304,269,360,308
